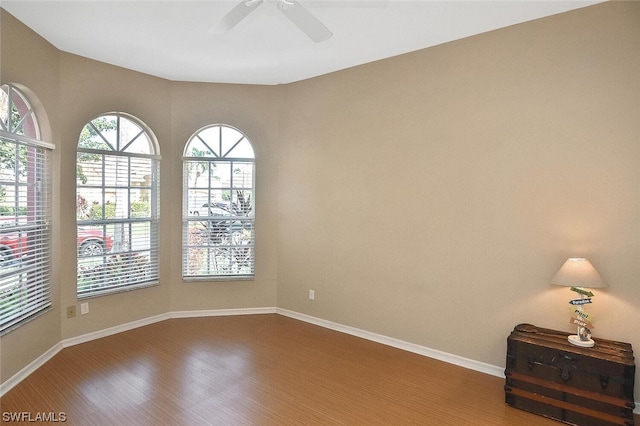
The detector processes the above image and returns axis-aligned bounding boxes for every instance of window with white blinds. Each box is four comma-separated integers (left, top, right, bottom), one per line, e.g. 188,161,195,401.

0,84,53,334
76,113,160,298
182,124,255,279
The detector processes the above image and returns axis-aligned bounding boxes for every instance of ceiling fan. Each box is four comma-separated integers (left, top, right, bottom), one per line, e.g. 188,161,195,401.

209,0,333,43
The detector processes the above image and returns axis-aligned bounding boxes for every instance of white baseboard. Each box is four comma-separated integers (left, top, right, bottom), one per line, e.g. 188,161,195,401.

2,307,639,416
0,342,64,397
61,312,171,348
170,307,277,318
58,307,277,349
276,308,505,378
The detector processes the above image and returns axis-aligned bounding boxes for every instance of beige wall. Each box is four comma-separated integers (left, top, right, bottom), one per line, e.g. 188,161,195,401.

2,1,639,399
0,10,62,384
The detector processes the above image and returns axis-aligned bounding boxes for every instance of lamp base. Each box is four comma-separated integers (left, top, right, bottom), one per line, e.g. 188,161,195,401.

568,334,594,347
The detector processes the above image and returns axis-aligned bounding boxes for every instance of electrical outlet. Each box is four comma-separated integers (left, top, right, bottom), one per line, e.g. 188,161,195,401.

66,306,76,318
309,289,315,300
80,302,89,315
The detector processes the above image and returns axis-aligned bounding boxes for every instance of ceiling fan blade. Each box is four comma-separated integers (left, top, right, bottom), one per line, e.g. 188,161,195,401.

278,0,333,43
208,0,264,35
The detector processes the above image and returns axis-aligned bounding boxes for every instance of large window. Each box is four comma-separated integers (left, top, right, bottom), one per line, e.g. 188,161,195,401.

76,113,160,298
183,124,255,279
0,84,53,334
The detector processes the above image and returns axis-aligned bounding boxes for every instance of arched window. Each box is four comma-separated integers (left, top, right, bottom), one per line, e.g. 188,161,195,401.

0,84,53,334
76,113,160,297
183,124,255,279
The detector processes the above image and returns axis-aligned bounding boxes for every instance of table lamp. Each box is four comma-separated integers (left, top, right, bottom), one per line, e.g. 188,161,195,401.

551,258,607,347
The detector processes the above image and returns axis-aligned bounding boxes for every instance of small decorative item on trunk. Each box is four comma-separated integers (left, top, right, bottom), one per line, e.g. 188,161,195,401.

578,326,591,342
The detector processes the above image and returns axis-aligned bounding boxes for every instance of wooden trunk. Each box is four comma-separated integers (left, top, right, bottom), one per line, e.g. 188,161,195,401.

505,323,636,426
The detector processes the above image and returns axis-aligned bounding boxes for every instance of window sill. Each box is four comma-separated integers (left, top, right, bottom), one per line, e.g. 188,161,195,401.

182,275,255,283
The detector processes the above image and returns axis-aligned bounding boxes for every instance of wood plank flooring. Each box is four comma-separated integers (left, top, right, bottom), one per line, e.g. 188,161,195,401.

1,314,636,425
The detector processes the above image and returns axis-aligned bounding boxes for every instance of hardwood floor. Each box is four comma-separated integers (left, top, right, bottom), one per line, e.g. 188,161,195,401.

1,314,636,425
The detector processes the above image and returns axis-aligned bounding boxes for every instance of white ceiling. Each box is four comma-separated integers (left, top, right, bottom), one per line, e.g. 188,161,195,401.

2,0,604,85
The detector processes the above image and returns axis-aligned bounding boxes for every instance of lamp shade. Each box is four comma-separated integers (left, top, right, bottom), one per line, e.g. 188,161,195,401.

551,258,608,288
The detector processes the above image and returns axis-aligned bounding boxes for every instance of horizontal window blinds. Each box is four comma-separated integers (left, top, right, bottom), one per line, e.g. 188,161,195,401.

77,152,159,298
0,136,52,334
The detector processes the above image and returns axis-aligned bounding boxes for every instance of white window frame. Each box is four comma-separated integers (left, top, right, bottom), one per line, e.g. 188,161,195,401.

0,84,53,335
182,124,255,280
76,113,160,298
